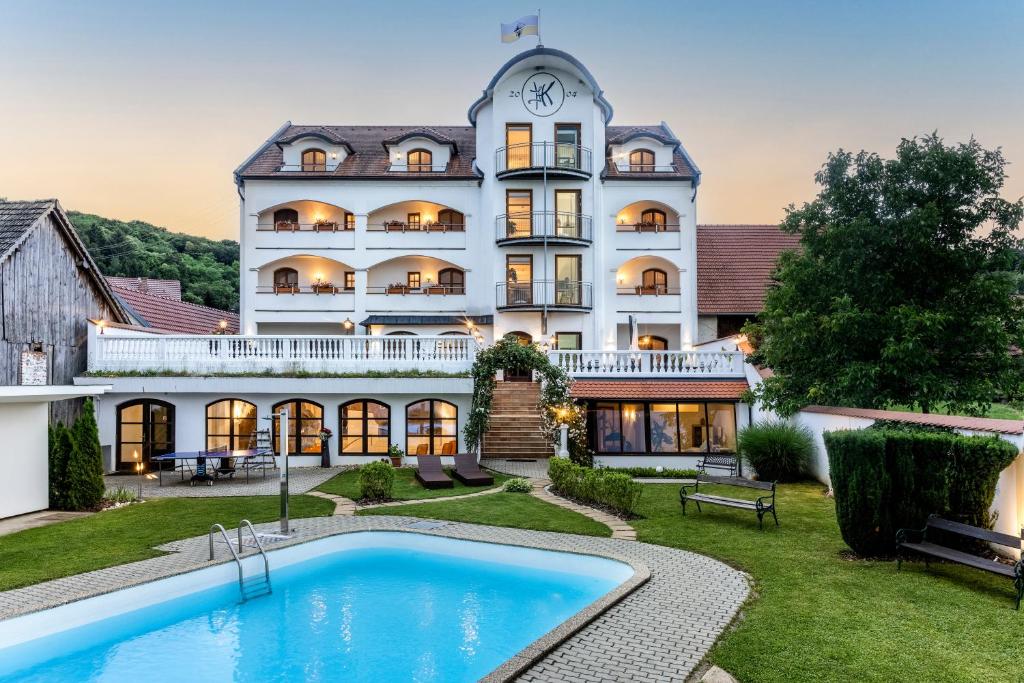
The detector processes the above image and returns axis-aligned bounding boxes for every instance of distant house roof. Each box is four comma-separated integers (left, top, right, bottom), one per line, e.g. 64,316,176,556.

570,380,749,401
696,224,802,315
105,276,181,300
0,199,128,322
109,285,239,335
237,125,480,180
801,405,1024,436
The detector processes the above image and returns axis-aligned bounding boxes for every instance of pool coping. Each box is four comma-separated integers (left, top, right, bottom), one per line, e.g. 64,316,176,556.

0,516,748,682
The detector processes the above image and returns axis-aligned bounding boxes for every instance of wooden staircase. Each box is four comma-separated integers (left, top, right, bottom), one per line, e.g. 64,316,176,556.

481,381,553,459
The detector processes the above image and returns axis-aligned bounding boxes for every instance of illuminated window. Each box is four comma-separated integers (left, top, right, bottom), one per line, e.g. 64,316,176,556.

206,399,256,451
271,399,324,454
638,335,669,351
301,149,327,171
589,402,736,454
407,212,421,229
642,268,668,294
344,271,355,290
408,149,432,172
116,400,174,471
554,332,581,350
340,400,390,454
344,212,355,231
407,272,421,289
629,149,655,172
640,209,666,227
406,399,458,455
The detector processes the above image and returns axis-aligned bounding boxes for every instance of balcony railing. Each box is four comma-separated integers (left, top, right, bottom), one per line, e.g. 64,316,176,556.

496,212,592,243
615,222,681,233
496,281,593,309
257,221,353,233
613,163,680,174
89,334,478,374
549,350,745,378
276,163,341,172
495,142,593,177
257,285,353,295
367,285,465,295
617,286,681,296
367,222,465,233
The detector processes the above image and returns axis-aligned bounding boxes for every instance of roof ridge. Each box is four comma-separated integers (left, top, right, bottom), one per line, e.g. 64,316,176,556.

109,284,237,317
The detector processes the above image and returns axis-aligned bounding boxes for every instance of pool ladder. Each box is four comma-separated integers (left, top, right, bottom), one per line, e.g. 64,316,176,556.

209,520,272,602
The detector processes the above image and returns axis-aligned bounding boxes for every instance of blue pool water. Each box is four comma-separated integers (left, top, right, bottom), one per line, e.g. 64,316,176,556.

0,534,628,682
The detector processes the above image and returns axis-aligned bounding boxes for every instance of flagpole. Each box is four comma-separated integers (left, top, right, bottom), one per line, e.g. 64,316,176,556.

537,8,542,46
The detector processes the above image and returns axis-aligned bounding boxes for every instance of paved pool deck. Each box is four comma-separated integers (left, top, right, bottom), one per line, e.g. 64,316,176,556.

0,515,750,682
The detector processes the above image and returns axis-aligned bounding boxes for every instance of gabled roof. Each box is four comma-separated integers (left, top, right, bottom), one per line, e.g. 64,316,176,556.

603,124,698,181
276,126,354,152
697,224,802,315
109,285,239,335
237,125,479,180
381,127,458,153
105,276,181,300
0,199,128,322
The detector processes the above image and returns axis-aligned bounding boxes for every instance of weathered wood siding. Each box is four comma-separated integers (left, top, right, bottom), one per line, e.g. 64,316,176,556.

0,213,116,423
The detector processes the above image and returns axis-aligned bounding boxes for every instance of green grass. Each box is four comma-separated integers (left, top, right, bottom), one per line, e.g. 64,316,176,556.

888,401,1023,420
317,467,510,501
358,492,612,537
0,495,334,592
633,482,1024,683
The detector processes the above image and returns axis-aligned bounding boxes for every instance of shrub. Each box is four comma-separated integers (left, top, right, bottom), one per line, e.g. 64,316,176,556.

503,477,532,493
548,458,643,516
358,461,395,501
612,466,699,479
48,424,73,510
825,427,1019,557
104,484,139,505
739,419,815,482
65,400,106,511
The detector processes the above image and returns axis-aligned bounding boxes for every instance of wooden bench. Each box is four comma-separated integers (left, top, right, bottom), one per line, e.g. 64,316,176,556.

896,514,1024,609
698,453,738,477
679,475,778,530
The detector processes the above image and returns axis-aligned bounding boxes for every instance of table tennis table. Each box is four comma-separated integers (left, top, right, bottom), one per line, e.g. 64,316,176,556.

150,448,276,486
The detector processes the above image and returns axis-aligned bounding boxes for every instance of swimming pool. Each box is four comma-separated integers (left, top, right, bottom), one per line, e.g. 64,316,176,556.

0,531,635,682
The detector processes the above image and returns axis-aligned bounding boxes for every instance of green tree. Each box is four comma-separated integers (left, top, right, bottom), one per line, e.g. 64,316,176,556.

48,423,74,509
747,134,1024,416
65,399,106,510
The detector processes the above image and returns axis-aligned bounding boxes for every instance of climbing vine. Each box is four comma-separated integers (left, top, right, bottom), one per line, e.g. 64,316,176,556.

464,335,590,465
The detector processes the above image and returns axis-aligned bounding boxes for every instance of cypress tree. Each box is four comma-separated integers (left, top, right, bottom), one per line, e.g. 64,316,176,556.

66,399,106,510
48,423,73,510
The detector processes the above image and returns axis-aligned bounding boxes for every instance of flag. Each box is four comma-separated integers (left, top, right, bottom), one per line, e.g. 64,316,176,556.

501,15,539,43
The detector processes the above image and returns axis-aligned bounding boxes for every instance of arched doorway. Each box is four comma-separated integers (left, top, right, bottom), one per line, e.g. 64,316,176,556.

503,331,534,381
116,399,175,472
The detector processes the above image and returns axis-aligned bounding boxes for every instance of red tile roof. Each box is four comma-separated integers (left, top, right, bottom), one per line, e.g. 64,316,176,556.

110,285,239,335
571,380,749,401
801,405,1024,436
105,276,181,300
604,124,698,180
697,224,801,314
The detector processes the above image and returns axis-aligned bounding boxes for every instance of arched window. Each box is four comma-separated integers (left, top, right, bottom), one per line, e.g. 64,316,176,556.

273,267,298,293
206,399,256,451
116,399,175,471
301,149,327,171
640,209,666,228
340,400,390,454
629,149,655,172
385,330,416,336
638,335,669,351
505,331,532,345
407,399,458,456
407,149,432,173
437,209,465,231
641,268,669,294
437,268,465,294
273,208,299,228
272,399,324,454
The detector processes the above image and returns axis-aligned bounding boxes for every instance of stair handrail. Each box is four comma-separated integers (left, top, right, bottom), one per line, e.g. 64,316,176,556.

238,518,272,590
209,523,244,588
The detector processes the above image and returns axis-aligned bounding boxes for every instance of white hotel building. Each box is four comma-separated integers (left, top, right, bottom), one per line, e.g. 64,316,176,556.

79,47,797,472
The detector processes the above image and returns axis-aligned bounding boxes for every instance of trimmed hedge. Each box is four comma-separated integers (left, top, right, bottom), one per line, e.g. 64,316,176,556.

358,461,395,501
825,428,1019,557
549,458,643,516
609,466,700,479
738,420,815,482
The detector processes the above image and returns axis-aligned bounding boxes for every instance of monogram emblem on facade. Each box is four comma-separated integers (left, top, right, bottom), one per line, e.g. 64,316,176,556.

521,72,565,117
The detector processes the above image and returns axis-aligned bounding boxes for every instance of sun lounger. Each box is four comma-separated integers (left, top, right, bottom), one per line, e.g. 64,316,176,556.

415,454,454,489
452,453,494,486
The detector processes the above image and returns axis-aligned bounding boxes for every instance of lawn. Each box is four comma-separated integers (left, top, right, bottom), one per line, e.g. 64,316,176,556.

317,466,510,501
358,492,612,537
0,495,334,592
632,483,1024,683
889,401,1023,420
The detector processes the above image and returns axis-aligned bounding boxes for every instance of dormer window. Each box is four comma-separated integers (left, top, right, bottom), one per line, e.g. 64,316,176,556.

629,149,655,172
408,149,432,172
302,149,327,171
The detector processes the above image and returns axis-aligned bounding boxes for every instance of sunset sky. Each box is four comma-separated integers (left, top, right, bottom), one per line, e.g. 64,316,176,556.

2,0,1022,241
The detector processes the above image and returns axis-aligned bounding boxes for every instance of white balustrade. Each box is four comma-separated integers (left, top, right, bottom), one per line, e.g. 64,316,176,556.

90,334,478,374
548,350,745,378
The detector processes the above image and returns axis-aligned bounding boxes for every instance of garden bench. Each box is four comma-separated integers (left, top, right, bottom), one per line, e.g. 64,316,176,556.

896,514,1024,609
679,475,778,530
698,453,738,477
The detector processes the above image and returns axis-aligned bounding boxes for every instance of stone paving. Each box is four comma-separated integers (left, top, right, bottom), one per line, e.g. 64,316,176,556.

103,466,343,498
0,515,749,682
481,457,551,479
0,510,92,537
531,480,637,541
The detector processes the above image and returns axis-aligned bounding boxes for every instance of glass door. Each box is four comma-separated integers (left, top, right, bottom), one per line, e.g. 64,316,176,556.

505,123,532,170
555,255,582,305
554,190,581,239
555,124,580,168
506,255,533,306
117,400,175,472
506,190,533,238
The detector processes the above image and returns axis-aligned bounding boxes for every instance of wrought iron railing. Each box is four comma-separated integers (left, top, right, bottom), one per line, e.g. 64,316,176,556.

495,142,593,175
496,212,592,242
496,280,593,309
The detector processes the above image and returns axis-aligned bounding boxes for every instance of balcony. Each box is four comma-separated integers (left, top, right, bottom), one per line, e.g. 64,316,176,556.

365,285,467,312
254,286,355,313
615,286,682,313
494,142,592,179
257,221,351,233
275,162,342,173
548,350,745,378
496,212,592,245
365,221,466,250
89,334,477,375
496,281,593,311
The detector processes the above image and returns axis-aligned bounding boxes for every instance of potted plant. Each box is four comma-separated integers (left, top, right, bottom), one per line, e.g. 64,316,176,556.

386,282,407,295
384,220,406,232
318,427,332,468
313,220,338,232
388,444,404,468
311,280,335,294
